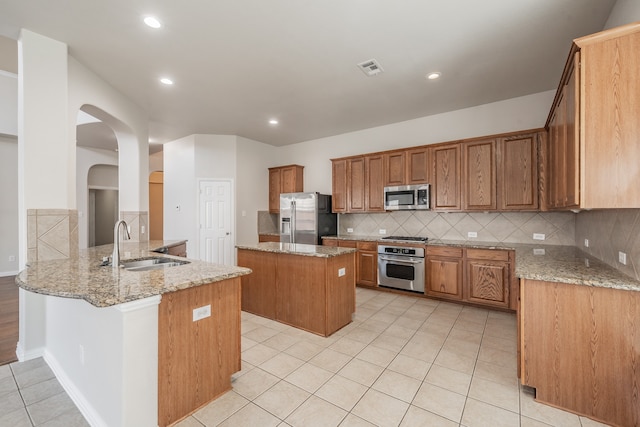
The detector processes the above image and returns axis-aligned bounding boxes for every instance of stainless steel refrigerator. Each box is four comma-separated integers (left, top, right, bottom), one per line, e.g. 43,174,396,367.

280,192,337,245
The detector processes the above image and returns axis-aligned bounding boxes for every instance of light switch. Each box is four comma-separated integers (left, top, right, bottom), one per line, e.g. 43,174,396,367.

338,268,346,277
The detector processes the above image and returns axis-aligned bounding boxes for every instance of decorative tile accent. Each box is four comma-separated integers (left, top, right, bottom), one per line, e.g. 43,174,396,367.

27,209,79,263
257,211,278,234
339,211,576,245
121,211,149,242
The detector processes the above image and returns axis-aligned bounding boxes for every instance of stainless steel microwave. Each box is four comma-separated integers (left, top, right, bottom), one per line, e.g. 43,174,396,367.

384,184,430,210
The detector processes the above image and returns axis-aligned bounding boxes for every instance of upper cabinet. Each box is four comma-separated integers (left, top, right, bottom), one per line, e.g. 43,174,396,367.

331,155,383,213
268,165,304,213
384,152,406,187
462,138,496,211
432,143,461,211
545,22,640,209
498,133,540,210
406,147,430,185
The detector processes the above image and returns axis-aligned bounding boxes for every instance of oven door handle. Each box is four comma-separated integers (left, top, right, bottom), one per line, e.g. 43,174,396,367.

378,256,424,264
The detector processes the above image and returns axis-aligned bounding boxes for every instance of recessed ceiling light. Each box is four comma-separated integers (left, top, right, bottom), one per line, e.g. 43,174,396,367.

269,119,279,125
160,77,173,85
426,72,441,80
144,16,162,29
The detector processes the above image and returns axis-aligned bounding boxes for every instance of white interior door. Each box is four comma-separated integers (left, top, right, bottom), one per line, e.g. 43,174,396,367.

199,180,233,265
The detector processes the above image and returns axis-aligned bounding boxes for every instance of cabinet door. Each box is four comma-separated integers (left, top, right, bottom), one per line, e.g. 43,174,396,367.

356,241,378,287
348,158,366,212
407,148,430,184
499,134,538,210
281,165,304,194
466,259,509,308
563,52,579,208
332,159,347,213
365,154,385,211
384,151,406,186
463,139,496,210
432,144,461,210
426,246,463,300
268,168,282,213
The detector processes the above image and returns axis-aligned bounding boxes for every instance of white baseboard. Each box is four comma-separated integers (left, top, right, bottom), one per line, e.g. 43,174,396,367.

15,342,44,362
0,270,20,277
43,350,108,427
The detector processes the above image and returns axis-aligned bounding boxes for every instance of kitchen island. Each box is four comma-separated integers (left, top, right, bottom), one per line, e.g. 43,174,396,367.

16,241,251,427
236,242,357,337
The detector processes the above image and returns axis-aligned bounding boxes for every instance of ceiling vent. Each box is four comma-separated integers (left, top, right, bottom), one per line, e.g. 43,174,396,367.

357,59,384,76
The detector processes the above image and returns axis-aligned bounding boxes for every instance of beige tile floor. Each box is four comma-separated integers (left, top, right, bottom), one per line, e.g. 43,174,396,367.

0,357,88,426
177,288,611,427
0,288,612,427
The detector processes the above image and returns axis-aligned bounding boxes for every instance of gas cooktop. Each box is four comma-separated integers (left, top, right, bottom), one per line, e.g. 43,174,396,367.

381,236,429,242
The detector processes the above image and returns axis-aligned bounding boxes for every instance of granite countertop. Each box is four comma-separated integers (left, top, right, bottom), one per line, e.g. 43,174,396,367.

322,235,640,292
236,242,357,257
16,240,252,308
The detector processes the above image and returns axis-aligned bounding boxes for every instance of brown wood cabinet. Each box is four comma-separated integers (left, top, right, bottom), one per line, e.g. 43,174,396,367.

166,242,187,257
158,278,241,426
323,239,378,287
237,248,356,336
426,246,463,300
465,248,511,309
331,155,384,213
462,139,496,211
498,133,539,210
546,22,640,209
258,234,280,243
406,147,430,184
432,143,461,211
268,165,304,213
426,246,515,309
520,279,640,427
384,151,406,186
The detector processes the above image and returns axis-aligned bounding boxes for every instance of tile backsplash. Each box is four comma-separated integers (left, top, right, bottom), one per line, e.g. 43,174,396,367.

338,211,576,246
575,209,640,281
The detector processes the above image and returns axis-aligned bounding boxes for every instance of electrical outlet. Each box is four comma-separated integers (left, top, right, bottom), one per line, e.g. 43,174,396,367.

619,251,627,265
584,239,589,247
533,248,546,256
467,231,477,238
8,255,15,262
141,225,145,234
338,267,346,277
193,305,211,322
379,229,386,235
533,233,545,240
347,228,354,233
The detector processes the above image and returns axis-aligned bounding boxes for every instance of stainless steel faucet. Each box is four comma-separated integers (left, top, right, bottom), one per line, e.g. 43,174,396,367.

112,220,131,268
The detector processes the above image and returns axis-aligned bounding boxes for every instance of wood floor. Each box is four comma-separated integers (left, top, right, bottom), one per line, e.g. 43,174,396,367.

0,275,19,365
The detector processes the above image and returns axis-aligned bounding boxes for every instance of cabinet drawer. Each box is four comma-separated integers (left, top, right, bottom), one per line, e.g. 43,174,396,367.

357,241,377,251
338,240,357,248
466,248,509,261
427,246,463,258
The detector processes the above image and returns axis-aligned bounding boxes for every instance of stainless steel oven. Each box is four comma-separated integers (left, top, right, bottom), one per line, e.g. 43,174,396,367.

377,244,425,294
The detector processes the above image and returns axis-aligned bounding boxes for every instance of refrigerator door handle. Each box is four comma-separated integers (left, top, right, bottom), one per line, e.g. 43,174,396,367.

291,200,296,243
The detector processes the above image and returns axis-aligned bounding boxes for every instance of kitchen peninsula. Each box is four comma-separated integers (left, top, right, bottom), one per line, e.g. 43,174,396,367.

16,241,251,427
236,242,357,337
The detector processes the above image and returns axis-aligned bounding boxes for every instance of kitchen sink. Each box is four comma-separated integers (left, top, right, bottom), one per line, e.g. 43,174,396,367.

121,257,190,272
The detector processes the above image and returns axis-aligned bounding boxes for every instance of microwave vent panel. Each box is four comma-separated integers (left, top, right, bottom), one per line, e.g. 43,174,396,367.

357,59,384,76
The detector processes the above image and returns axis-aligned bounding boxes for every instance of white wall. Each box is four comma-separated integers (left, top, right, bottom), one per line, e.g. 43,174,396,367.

604,0,640,29
236,136,276,245
163,135,196,254
0,136,19,274
0,71,17,136
275,90,555,194
149,151,163,173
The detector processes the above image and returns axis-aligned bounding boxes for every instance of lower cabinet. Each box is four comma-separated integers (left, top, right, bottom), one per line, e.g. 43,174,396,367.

258,234,280,243
426,246,515,310
323,239,378,287
426,246,463,301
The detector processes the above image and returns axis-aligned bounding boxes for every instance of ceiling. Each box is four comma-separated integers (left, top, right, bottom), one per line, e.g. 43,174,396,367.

0,0,616,148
